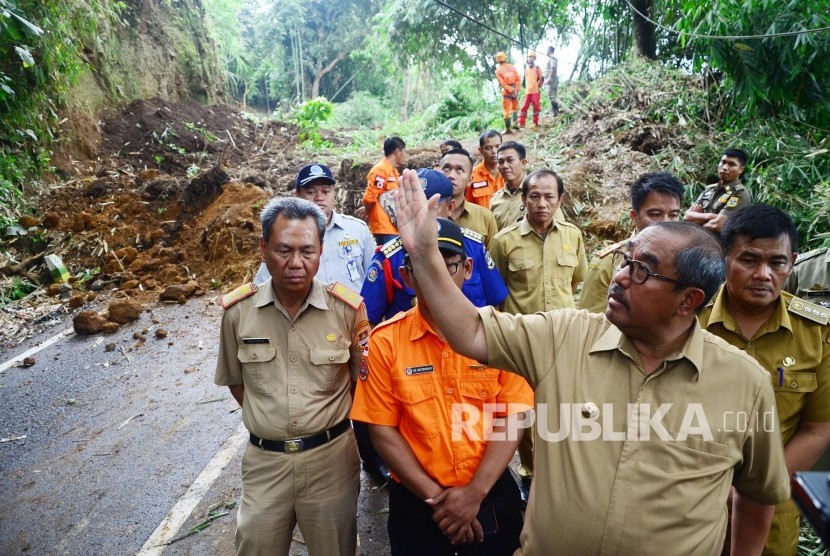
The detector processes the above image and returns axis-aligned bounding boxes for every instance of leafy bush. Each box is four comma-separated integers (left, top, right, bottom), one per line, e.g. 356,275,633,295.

331,91,391,128
291,97,334,148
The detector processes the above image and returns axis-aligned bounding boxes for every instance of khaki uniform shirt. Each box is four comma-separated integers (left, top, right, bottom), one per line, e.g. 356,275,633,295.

454,201,499,248
785,247,830,308
699,288,830,444
479,307,790,556
692,179,750,216
489,185,524,231
578,238,628,314
490,216,587,313
215,279,368,441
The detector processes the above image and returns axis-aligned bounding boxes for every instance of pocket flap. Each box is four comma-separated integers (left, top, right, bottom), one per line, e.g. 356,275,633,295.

773,370,817,393
557,252,578,267
238,344,276,363
393,378,436,404
310,348,350,366
508,257,534,272
461,381,503,400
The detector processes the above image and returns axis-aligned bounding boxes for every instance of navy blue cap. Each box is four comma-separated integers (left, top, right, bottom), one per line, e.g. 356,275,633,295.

436,218,467,258
416,168,453,201
296,163,336,189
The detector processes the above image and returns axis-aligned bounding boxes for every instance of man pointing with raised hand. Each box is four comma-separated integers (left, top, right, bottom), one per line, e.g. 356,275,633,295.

394,168,789,555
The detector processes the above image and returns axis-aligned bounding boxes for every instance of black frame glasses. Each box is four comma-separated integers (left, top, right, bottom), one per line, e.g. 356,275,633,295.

611,250,691,288
405,261,462,276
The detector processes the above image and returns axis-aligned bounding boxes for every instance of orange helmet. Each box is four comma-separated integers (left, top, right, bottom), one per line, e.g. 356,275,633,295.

495,52,507,63
528,50,537,58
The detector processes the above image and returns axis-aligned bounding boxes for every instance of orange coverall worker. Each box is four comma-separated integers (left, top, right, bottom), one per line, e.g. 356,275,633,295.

495,62,521,124
519,65,543,126
362,157,400,238
466,160,505,209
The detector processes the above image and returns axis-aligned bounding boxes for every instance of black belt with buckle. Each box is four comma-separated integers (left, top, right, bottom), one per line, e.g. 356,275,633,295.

250,419,350,453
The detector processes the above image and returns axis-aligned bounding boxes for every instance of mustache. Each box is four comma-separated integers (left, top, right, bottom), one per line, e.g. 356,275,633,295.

608,284,628,308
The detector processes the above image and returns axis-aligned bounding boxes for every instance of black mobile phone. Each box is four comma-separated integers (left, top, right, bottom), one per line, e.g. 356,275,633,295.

477,504,499,536
792,472,830,548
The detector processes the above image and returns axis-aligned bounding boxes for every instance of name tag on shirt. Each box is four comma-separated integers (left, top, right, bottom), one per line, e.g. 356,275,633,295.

472,180,488,189
406,365,434,376
242,338,271,344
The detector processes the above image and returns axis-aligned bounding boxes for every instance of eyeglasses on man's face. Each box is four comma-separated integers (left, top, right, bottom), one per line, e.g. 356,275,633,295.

405,260,463,276
611,250,690,288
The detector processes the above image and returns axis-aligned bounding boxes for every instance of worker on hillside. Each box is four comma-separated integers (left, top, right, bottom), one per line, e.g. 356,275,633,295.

494,52,521,134
544,46,560,116
360,136,406,245
519,51,544,128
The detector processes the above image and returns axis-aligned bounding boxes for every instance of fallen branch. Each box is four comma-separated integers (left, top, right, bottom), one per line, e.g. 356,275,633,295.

0,251,46,285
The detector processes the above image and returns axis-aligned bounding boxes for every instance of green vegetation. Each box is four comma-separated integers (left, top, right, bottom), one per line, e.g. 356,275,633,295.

0,276,36,305
292,97,334,148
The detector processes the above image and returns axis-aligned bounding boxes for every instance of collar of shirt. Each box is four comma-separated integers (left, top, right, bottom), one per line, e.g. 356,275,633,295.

588,318,705,378
328,210,345,231
408,306,442,342
705,285,794,338
519,215,559,236
720,179,744,191
253,278,329,316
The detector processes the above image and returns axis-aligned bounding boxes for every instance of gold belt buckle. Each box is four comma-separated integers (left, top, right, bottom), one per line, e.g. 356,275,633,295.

284,439,303,453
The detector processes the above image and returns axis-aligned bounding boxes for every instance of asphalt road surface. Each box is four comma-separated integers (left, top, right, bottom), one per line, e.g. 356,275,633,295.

0,296,393,555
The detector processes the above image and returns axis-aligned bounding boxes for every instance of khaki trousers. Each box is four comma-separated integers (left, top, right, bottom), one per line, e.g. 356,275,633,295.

235,429,360,556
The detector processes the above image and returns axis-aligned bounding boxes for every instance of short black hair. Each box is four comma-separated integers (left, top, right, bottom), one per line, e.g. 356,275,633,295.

720,204,798,256
440,139,463,151
384,136,406,156
479,129,502,147
723,148,748,167
497,140,526,160
521,169,564,197
636,221,724,310
630,172,685,212
441,148,474,172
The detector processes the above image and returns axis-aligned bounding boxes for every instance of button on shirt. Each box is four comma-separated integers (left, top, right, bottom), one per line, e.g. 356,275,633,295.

351,306,533,487
479,307,790,556
490,216,587,313
699,288,830,444
214,279,367,440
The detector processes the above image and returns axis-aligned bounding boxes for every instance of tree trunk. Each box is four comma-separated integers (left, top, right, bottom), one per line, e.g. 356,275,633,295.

400,61,410,120
631,0,656,59
311,54,346,99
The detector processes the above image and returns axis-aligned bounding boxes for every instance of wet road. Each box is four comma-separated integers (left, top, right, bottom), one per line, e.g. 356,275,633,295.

0,296,392,555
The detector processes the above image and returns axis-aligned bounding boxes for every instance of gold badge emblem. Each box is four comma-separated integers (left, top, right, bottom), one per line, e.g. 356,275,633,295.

783,356,796,367
792,301,804,310
326,333,337,342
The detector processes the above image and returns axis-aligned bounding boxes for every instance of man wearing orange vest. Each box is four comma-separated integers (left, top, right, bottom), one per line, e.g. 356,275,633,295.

362,136,406,245
519,51,544,128
494,51,521,134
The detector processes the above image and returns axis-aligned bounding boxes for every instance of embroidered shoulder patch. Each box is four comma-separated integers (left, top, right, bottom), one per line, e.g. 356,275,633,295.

789,296,830,325
221,282,257,309
462,227,484,243
381,237,404,257
594,239,627,259
328,282,364,311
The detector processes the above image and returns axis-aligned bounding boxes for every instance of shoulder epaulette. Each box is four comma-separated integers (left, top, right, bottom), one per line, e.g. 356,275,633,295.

788,296,830,325
594,240,627,259
461,227,484,243
328,282,364,311
795,247,829,265
221,282,257,310
372,309,409,331
381,237,404,257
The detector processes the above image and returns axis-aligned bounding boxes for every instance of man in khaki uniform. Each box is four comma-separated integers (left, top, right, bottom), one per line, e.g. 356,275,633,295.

684,148,751,234
215,197,369,556
393,168,791,555
489,169,586,506
785,246,830,308
440,148,499,248
490,169,586,315
579,172,684,313
698,205,830,555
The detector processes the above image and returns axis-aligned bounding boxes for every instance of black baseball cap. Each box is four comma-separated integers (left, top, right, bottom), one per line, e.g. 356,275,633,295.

296,163,336,189
436,218,467,258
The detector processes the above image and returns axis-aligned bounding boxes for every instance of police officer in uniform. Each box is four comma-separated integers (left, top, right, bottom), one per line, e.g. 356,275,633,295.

785,246,830,308
579,172,684,313
684,148,751,234
699,205,830,555
216,197,368,556
361,168,508,326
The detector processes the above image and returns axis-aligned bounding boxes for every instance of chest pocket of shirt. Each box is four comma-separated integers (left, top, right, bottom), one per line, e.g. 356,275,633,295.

309,348,350,393
556,252,579,288
238,344,278,394
773,370,817,394
393,377,439,439
508,257,537,290
460,374,503,403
